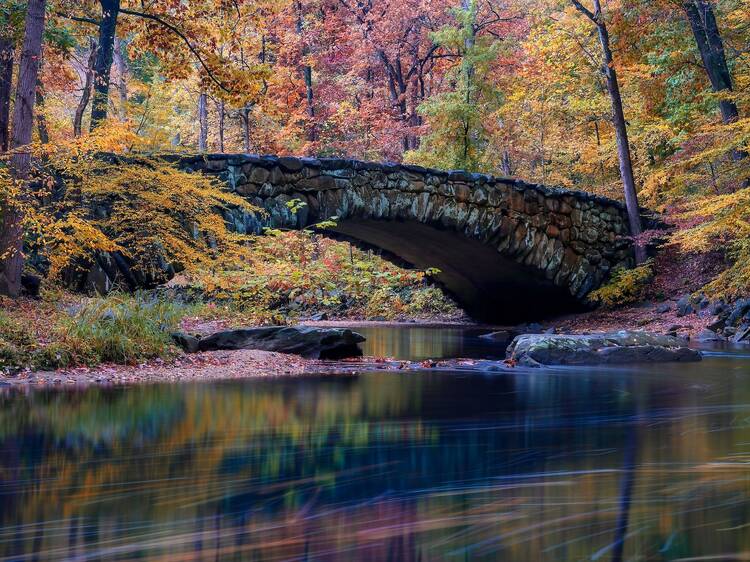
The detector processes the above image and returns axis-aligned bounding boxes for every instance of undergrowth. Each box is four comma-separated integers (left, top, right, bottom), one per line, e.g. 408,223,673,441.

179,230,462,323
0,293,188,374
588,260,655,308
0,231,461,374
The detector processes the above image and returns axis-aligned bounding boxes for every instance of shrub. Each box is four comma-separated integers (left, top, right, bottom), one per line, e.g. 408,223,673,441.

406,286,458,317
0,309,36,348
179,231,462,322
0,340,26,373
365,287,405,319
31,343,76,371
588,261,654,308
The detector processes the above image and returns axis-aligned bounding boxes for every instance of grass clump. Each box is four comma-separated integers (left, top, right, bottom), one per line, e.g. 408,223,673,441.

0,308,36,373
58,294,187,366
0,293,188,374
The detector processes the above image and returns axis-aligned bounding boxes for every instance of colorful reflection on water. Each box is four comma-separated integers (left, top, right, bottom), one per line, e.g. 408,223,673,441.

354,324,506,360
2,328,750,561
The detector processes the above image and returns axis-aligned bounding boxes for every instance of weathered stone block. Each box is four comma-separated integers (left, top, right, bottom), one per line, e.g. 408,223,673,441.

295,175,338,191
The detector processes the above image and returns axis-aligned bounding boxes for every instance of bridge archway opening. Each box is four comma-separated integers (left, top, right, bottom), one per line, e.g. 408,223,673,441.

328,219,585,323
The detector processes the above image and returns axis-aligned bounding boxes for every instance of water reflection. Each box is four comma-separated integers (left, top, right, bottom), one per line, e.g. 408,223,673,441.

355,325,505,360
2,343,750,560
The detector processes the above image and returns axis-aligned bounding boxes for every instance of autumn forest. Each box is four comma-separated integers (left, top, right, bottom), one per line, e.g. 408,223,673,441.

1,0,750,373
5,3,750,559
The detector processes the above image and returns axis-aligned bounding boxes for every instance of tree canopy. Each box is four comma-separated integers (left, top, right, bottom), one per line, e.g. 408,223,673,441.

1,0,750,297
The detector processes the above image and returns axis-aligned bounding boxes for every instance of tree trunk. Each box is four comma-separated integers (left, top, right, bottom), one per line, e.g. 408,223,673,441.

683,0,747,166
216,99,225,152
197,92,208,152
501,149,513,176
0,37,13,152
0,0,46,297
379,51,411,154
112,36,128,120
461,0,476,167
241,105,252,153
73,39,97,137
296,2,316,143
683,1,738,124
90,0,120,131
303,65,315,142
35,86,49,144
573,0,646,263
598,15,646,263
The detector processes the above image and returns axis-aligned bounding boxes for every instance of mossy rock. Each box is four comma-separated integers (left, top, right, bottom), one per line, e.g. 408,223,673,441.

506,331,702,367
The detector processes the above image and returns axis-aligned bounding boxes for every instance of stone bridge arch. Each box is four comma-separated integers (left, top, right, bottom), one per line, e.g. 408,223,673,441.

181,154,634,322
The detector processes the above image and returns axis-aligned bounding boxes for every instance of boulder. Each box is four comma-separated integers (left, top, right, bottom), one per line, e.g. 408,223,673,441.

655,302,671,314
194,326,366,359
733,325,750,344
695,329,725,343
710,299,729,317
506,331,701,367
676,295,695,317
20,274,41,298
171,332,201,354
665,324,687,336
726,299,750,327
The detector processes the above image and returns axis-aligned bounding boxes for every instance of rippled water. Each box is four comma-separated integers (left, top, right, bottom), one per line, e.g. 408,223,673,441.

2,326,750,561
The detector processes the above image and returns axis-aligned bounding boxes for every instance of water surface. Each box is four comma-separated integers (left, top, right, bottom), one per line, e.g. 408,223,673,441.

2,326,750,561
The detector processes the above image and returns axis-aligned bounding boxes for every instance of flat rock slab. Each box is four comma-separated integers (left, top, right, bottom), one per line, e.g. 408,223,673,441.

173,326,366,360
506,331,702,367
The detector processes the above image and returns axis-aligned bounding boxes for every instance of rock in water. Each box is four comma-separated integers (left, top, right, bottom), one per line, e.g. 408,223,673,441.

479,330,517,345
506,331,701,367
695,329,725,343
195,326,366,359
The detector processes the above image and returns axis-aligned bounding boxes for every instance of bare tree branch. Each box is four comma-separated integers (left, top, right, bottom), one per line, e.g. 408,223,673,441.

569,0,598,24
55,12,100,26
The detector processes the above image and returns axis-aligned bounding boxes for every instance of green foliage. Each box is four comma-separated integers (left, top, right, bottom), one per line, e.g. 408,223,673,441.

0,308,36,348
40,150,258,282
0,309,30,372
0,340,24,372
588,261,654,308
405,0,504,172
0,306,38,372
7,137,260,287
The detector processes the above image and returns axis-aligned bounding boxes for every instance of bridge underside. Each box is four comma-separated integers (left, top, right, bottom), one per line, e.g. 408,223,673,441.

331,219,585,323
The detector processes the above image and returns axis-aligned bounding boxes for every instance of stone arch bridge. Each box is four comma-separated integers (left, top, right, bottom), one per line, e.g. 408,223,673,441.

180,154,634,322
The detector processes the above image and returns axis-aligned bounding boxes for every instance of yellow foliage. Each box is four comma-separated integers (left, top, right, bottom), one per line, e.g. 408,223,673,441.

3,123,260,283
588,261,654,308
671,188,750,298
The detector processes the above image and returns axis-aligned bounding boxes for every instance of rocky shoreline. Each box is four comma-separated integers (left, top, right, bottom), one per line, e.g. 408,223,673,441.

0,349,337,389
1,317,720,389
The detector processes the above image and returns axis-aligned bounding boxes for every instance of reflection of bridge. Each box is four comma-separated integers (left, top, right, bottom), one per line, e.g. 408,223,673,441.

183,154,634,321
